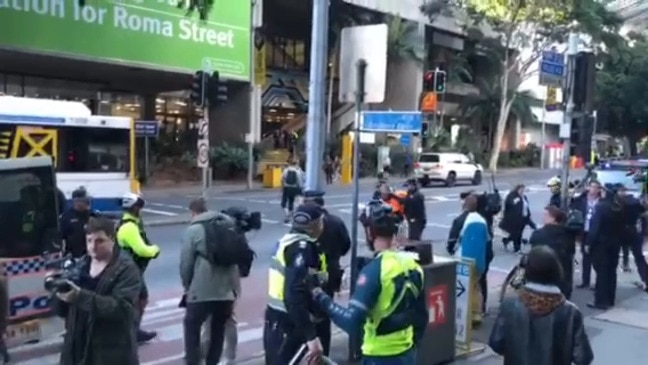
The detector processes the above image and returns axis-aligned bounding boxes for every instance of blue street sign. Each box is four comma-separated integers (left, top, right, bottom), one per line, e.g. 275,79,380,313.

539,50,565,87
134,120,159,138
400,134,410,146
361,111,422,133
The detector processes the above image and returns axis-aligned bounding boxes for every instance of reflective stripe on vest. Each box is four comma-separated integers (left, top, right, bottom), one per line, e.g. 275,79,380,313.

362,251,423,356
267,233,327,312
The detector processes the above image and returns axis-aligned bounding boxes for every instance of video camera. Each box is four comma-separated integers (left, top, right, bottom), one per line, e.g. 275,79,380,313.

221,206,262,233
43,253,84,293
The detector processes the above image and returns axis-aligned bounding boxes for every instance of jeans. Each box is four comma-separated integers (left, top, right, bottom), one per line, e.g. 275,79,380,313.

184,300,234,365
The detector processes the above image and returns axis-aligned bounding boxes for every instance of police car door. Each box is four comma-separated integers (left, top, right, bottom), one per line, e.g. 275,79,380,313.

0,156,62,347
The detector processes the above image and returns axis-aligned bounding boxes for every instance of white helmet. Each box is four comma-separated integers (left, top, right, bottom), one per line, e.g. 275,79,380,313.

121,192,144,209
546,176,561,187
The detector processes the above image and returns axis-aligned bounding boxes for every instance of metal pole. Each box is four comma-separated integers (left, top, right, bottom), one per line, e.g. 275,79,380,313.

203,105,210,200
348,59,367,362
144,137,150,179
247,3,257,190
540,87,547,169
559,33,579,209
304,0,329,191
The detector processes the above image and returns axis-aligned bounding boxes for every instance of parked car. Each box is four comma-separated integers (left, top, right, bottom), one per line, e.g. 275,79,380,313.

413,152,483,187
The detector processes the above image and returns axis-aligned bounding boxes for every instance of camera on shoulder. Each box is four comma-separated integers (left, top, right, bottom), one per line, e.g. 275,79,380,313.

43,254,83,293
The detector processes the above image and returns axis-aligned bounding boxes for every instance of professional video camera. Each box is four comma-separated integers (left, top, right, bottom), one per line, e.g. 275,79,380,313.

43,254,84,293
221,206,262,233
459,174,502,218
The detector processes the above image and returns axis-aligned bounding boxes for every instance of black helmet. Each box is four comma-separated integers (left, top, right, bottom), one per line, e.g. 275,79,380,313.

366,200,399,238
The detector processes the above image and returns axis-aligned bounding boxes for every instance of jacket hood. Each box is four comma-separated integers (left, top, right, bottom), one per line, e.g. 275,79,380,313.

519,283,565,316
192,211,234,225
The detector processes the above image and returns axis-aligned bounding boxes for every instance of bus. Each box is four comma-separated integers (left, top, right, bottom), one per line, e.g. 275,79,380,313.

0,96,138,212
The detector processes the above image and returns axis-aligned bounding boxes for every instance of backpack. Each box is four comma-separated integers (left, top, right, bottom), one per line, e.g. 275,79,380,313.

565,209,584,231
193,215,256,277
284,168,298,187
484,192,502,215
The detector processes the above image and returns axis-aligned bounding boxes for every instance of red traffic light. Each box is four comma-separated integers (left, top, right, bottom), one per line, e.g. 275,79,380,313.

424,71,434,80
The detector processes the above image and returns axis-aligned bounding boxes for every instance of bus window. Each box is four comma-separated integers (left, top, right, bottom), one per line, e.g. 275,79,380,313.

57,127,129,173
0,167,59,258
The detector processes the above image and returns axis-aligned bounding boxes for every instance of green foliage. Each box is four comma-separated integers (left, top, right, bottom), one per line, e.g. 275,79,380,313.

210,142,248,177
384,15,425,63
596,34,648,143
498,143,541,167
424,127,452,151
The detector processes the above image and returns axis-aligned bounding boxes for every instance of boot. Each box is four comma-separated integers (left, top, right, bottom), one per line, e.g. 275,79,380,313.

137,329,157,344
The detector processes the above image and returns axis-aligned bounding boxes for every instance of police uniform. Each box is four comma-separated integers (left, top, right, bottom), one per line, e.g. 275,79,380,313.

263,204,328,364
302,190,352,355
313,204,428,363
59,187,98,258
116,193,160,342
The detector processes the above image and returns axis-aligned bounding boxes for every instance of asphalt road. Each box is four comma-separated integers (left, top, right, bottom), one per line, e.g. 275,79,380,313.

12,170,569,364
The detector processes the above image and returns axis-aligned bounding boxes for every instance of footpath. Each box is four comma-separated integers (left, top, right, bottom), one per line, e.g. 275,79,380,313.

239,267,648,364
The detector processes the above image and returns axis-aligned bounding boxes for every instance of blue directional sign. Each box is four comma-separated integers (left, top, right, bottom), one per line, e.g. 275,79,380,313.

539,50,565,87
361,111,422,133
134,120,160,138
400,134,410,146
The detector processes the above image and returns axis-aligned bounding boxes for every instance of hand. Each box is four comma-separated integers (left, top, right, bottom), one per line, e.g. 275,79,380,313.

583,245,590,254
305,338,323,364
56,281,81,303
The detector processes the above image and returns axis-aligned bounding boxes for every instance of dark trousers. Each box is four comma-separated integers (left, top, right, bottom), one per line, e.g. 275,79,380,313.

184,300,234,365
281,187,300,212
407,220,425,241
508,226,525,252
593,245,620,306
581,233,593,286
263,308,304,365
479,268,488,313
622,231,647,282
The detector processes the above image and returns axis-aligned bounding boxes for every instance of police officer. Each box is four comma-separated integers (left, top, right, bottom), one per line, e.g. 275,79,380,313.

617,186,648,287
547,176,562,208
587,184,626,309
311,203,428,363
402,178,426,240
302,190,351,355
263,203,328,364
59,187,98,258
116,192,161,343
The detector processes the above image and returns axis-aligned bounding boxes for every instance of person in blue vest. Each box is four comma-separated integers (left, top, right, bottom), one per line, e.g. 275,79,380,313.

309,202,428,363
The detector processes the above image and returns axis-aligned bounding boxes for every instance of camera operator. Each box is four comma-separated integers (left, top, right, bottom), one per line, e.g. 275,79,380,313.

302,190,351,355
117,192,160,343
402,178,427,240
52,217,142,365
586,183,627,310
60,187,98,258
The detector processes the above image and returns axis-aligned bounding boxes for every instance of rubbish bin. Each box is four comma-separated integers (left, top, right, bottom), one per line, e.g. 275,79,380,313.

263,166,282,188
417,256,457,365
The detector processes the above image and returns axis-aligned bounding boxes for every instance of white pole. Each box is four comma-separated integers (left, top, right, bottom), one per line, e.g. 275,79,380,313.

540,87,547,169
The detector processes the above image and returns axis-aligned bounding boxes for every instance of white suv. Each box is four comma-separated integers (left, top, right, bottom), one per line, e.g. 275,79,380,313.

413,152,483,187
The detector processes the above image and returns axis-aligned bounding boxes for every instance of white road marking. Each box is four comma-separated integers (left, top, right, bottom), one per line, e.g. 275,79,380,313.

143,208,179,216
149,203,186,210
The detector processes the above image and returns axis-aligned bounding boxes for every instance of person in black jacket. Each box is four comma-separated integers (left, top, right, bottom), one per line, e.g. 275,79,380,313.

500,185,536,253
402,179,426,240
586,185,627,309
570,181,602,289
528,205,575,299
59,187,98,258
302,190,351,355
617,187,647,289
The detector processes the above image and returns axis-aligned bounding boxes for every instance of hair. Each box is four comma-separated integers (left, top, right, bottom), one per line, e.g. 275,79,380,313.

544,205,567,224
463,194,478,212
514,184,525,193
524,246,564,286
85,217,116,238
189,197,208,214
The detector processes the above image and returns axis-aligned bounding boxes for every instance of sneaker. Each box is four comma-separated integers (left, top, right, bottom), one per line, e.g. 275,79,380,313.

137,330,157,344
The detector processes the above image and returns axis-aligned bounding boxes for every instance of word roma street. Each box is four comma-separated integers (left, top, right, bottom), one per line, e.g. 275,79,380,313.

0,0,236,48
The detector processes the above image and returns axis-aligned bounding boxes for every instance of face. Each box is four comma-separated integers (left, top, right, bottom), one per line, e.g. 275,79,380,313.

311,217,325,238
86,230,114,260
588,183,601,196
73,199,88,211
517,186,526,195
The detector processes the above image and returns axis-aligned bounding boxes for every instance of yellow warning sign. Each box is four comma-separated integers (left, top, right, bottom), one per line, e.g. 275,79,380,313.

11,127,58,162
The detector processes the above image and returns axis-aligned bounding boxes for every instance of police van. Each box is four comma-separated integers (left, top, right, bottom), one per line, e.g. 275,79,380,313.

0,156,63,348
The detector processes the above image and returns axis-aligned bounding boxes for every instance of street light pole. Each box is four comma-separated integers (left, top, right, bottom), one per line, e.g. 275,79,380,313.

559,33,579,209
304,0,329,191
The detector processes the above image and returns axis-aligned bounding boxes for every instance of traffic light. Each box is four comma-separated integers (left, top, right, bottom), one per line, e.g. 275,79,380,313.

423,71,435,91
421,121,429,137
434,70,446,94
190,71,208,107
573,52,596,113
207,71,228,106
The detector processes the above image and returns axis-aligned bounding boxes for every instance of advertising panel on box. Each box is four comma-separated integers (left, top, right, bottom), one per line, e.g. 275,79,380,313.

0,0,251,80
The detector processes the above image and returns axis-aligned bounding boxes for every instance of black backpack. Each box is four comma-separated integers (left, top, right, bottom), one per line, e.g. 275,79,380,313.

565,209,584,231
193,215,256,277
284,169,298,187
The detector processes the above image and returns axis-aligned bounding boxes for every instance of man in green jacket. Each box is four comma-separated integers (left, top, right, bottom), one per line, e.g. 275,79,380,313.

117,192,161,343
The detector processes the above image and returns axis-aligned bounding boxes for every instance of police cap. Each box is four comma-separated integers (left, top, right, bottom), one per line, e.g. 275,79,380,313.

292,203,324,229
302,190,325,206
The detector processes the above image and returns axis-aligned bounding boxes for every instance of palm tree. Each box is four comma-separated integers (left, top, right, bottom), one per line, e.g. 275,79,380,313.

384,15,425,63
458,77,536,152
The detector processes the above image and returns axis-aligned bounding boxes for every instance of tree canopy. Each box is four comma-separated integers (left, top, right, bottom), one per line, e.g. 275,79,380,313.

596,33,648,148
421,0,623,169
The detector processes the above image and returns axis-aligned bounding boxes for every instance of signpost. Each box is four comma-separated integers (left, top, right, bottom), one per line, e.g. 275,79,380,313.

361,111,423,133
455,260,473,348
400,134,410,147
134,120,160,180
197,118,209,198
539,50,565,87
